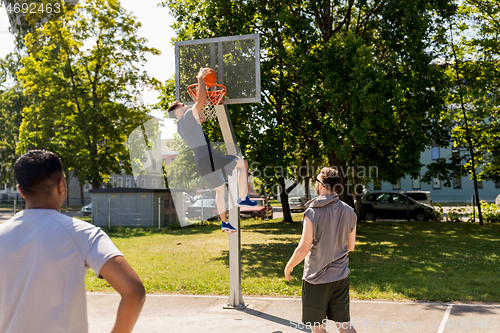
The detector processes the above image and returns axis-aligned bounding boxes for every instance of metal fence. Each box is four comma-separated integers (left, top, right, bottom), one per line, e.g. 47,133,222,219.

0,196,89,213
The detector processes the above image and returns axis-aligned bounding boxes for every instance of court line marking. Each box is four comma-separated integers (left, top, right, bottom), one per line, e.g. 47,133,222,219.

86,293,500,307
438,305,453,333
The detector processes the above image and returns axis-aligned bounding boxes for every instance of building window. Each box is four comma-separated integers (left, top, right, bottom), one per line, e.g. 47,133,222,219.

126,178,131,188
152,158,157,170
109,177,114,188
433,178,441,189
412,174,420,190
495,182,500,189
431,147,440,160
141,179,146,188
153,179,158,188
373,179,381,191
453,176,462,189
477,181,483,189
431,140,440,160
392,179,401,190
116,177,122,188
170,157,175,164
84,183,93,192
11,187,18,193
0,184,6,193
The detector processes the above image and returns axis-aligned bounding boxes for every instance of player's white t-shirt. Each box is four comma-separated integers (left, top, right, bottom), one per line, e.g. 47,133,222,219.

0,209,123,333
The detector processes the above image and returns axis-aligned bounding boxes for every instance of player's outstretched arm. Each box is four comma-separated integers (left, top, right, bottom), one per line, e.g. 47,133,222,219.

99,256,146,333
193,68,210,119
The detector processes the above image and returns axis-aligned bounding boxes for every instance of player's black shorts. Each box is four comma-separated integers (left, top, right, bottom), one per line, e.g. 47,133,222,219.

302,276,351,325
196,152,238,188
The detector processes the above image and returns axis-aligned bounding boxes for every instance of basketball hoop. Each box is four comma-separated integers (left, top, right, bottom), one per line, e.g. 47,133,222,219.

187,83,227,121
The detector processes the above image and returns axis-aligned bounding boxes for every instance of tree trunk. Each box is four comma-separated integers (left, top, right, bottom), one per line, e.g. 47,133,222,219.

304,176,311,201
91,180,101,191
279,177,293,222
80,184,85,207
328,149,355,208
66,178,70,207
351,165,364,221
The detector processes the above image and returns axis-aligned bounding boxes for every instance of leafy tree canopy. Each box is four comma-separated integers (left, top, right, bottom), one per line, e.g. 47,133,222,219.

17,0,160,189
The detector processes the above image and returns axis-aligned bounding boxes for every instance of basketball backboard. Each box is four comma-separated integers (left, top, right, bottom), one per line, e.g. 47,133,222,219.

175,33,261,105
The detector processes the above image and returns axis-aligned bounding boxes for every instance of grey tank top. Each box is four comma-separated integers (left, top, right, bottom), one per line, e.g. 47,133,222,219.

177,109,210,164
302,194,357,284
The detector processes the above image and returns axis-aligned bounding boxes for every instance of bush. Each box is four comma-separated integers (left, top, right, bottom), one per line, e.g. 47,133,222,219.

441,205,472,223
432,204,444,221
481,201,500,223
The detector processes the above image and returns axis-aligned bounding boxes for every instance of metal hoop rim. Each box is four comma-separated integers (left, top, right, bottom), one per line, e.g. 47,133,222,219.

187,83,227,105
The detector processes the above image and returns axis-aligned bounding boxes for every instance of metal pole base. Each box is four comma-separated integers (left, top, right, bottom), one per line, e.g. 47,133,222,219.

223,303,249,310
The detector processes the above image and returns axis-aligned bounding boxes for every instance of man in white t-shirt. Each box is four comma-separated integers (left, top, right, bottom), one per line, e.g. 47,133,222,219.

0,149,146,333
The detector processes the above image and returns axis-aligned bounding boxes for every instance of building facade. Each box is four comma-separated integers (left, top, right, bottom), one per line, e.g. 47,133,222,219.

369,145,500,203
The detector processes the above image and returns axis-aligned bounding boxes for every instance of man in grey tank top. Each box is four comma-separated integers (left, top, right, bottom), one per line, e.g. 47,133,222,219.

285,167,358,333
167,68,257,234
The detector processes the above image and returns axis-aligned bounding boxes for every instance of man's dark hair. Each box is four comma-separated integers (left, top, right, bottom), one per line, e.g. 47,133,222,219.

320,167,342,193
167,101,183,118
14,149,64,198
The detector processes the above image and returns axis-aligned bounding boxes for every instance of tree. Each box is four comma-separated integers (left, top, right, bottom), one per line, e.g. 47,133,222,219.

452,0,500,186
0,45,32,186
160,0,456,221
17,0,160,189
281,1,456,217
423,0,500,225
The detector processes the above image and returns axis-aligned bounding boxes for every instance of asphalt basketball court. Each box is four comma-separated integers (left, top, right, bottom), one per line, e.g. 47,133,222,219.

3,211,499,333
87,293,500,333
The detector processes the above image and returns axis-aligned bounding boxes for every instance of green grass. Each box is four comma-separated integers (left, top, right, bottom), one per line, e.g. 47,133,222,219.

85,217,500,302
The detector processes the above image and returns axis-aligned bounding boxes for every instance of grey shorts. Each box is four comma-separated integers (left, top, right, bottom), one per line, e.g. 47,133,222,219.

302,276,351,325
196,153,238,189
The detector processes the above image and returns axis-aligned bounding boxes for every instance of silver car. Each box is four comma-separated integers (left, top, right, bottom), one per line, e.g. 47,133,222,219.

400,191,433,206
81,203,92,216
288,197,306,212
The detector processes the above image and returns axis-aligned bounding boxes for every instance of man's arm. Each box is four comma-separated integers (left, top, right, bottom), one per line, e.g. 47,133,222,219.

284,215,314,281
192,68,210,120
348,224,357,252
99,256,146,333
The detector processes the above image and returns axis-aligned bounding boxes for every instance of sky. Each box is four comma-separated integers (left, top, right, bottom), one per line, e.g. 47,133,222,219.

0,0,178,139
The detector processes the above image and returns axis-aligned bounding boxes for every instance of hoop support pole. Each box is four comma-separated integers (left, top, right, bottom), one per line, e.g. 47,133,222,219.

215,104,246,309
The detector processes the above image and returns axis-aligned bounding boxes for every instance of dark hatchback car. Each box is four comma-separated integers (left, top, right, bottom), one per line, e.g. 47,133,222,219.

240,198,273,220
361,192,435,221
186,198,219,221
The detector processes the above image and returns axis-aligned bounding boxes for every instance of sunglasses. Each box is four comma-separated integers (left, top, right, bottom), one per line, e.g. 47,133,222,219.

314,176,326,187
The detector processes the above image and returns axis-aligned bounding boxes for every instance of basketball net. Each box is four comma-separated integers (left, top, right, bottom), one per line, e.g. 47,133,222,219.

187,83,227,121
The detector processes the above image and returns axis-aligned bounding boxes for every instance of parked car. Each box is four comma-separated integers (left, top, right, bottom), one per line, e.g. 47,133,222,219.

361,192,435,221
400,190,433,206
186,198,219,221
81,203,92,216
183,192,194,208
240,198,273,220
288,197,306,212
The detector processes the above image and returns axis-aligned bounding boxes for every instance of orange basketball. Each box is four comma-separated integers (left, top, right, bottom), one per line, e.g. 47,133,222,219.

204,68,217,87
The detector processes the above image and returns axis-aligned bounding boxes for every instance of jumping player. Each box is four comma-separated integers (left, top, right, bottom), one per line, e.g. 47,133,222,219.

168,68,256,233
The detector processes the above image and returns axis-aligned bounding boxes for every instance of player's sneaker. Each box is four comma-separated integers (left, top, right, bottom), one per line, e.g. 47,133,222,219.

221,221,237,234
236,195,257,207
